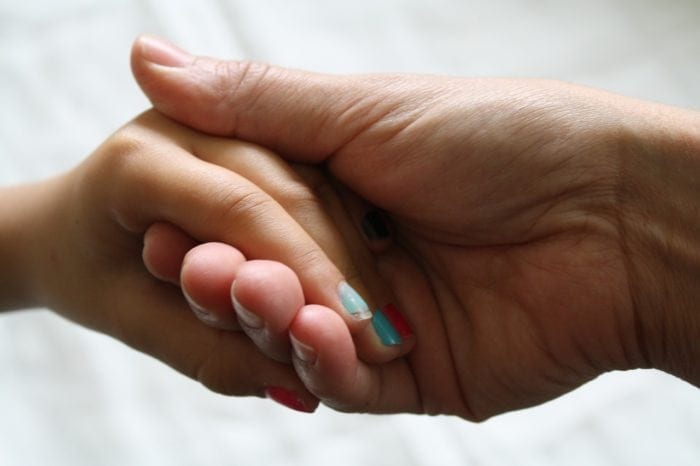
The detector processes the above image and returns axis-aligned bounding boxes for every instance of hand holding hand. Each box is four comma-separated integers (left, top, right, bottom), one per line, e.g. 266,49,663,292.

132,36,700,419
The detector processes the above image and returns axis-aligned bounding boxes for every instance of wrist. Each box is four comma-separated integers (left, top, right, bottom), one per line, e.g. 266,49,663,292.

0,177,66,311
616,101,700,386
0,183,44,310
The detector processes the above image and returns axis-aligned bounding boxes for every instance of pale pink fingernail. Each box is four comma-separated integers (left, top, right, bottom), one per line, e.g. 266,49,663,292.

139,35,192,68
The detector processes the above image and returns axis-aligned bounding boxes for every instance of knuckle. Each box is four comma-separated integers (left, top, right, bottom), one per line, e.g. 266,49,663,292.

77,129,147,204
292,247,331,278
212,59,273,112
81,124,164,231
214,184,279,228
281,182,326,217
94,127,151,181
279,180,363,284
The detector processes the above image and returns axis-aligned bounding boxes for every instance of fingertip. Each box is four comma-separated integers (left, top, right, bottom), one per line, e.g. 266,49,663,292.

131,34,193,71
290,307,418,415
130,35,156,87
231,260,304,334
180,242,246,329
142,222,198,285
290,304,351,355
289,305,359,394
230,260,306,363
130,34,210,133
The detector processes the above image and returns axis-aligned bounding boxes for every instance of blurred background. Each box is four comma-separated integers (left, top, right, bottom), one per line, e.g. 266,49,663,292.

1,1,699,465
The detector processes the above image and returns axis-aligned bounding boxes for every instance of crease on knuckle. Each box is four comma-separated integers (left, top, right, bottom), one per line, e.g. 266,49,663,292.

290,246,334,284
209,60,273,132
278,179,361,281
213,185,278,232
279,182,326,220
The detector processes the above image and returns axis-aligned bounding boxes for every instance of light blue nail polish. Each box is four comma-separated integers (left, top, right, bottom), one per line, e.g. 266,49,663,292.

372,310,402,346
338,281,372,320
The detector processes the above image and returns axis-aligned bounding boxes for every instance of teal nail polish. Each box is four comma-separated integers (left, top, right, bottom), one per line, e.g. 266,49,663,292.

337,281,372,320
372,310,402,346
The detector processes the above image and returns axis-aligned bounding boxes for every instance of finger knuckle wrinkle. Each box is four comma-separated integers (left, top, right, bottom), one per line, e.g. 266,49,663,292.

215,60,273,110
283,184,324,214
216,186,277,226
292,247,329,276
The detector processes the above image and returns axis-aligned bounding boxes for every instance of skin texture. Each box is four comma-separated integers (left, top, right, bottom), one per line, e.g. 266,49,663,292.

0,109,413,411
132,36,700,420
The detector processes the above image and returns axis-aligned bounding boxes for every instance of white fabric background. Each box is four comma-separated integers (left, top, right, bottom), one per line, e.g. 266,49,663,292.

1,1,699,465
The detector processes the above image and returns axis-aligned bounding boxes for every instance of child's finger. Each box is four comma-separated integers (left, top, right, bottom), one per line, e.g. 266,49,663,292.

106,271,318,413
292,166,415,362
180,242,246,330
194,138,374,311
142,222,197,285
288,304,421,414
109,112,373,336
231,260,305,363
193,135,414,363
143,225,248,331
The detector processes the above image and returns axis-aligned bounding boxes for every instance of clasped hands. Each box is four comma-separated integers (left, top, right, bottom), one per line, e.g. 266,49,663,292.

12,35,698,421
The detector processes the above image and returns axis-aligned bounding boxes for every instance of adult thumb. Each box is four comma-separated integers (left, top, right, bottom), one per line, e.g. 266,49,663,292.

131,35,387,163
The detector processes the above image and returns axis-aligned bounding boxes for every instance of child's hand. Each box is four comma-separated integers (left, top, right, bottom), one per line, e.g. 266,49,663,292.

0,110,410,410
140,141,415,367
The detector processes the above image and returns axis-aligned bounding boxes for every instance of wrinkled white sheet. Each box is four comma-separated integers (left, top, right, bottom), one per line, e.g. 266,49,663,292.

1,1,699,465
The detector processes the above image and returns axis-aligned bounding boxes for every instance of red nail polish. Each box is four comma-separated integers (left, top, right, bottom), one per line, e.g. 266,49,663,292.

382,304,413,338
265,387,315,413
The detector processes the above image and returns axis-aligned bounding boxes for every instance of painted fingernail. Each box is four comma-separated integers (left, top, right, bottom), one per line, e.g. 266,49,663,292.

232,295,264,329
361,210,390,240
337,281,372,320
183,287,220,326
290,333,317,364
265,387,315,413
372,309,402,346
139,35,192,68
381,304,413,338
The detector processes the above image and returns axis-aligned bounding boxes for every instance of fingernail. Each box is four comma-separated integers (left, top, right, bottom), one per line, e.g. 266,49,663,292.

381,304,413,338
361,210,390,240
232,295,264,329
265,387,315,413
183,287,220,326
290,333,317,364
372,309,402,346
139,35,192,68
337,281,372,320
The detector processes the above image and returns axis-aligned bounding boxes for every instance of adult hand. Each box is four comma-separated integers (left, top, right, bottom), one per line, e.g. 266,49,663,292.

131,36,700,420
